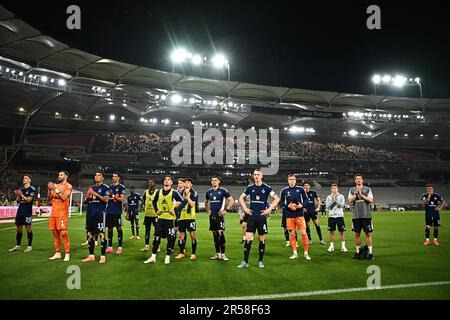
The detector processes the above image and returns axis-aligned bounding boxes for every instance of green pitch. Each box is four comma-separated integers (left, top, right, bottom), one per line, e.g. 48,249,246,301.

1,211,449,300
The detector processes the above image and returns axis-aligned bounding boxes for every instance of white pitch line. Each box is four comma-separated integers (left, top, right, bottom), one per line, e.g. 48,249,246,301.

193,281,450,300
0,220,49,231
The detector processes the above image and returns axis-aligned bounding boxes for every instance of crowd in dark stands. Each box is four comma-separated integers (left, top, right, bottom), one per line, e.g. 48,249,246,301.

280,140,401,162
93,132,402,163
0,167,17,205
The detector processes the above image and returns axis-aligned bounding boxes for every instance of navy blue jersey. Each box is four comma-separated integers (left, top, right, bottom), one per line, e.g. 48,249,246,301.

127,193,141,211
206,187,231,216
304,190,319,213
107,183,126,215
279,186,305,218
174,188,185,219
244,183,276,220
17,186,36,216
86,184,110,216
422,193,443,214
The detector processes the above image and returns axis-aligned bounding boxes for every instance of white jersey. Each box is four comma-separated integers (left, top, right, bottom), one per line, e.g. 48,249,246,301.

325,193,345,218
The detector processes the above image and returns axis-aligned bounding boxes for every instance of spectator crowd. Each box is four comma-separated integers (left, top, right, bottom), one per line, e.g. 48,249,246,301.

93,132,402,163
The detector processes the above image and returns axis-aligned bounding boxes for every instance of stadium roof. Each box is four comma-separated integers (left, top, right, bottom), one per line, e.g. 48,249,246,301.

0,4,449,141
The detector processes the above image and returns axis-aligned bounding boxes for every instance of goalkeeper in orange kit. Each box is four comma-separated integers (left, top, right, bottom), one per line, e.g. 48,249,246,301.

48,170,73,262
279,174,311,261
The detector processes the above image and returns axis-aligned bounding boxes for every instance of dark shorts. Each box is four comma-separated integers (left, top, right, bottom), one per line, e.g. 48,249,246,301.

127,209,139,222
86,212,106,234
352,218,373,233
425,211,441,227
178,219,197,232
15,214,32,226
246,218,268,235
144,216,158,228
328,217,346,232
106,214,122,228
240,214,248,224
305,211,318,223
209,215,225,231
154,218,176,239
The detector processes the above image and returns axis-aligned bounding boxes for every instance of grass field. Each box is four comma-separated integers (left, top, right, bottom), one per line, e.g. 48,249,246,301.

1,211,449,300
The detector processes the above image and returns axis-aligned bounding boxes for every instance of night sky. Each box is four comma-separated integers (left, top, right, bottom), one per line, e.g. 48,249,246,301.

1,0,449,98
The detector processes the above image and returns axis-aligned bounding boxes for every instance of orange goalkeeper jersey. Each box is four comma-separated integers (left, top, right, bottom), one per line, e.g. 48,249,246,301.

50,182,73,218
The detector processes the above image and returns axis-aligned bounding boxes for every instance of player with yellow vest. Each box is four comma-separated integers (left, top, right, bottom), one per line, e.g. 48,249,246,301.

175,178,199,261
144,175,183,265
140,179,158,252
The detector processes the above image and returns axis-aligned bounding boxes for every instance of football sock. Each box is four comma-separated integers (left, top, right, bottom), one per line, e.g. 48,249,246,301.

284,229,289,241
118,229,123,247
425,228,430,239
179,239,186,253
368,245,373,254
290,233,297,251
329,241,334,249
135,221,140,236
16,231,22,246
27,231,33,247
341,241,346,248
243,240,253,263
53,231,61,252
434,228,438,239
131,223,135,236
167,236,175,256
27,231,32,246
100,237,106,256
219,233,226,254
145,226,150,245
259,240,265,262
192,239,197,254
301,233,309,252
306,226,312,240
213,232,220,253
108,229,113,247
315,223,323,240
152,236,161,255
94,234,98,242
88,238,95,255
356,245,361,253
61,230,70,253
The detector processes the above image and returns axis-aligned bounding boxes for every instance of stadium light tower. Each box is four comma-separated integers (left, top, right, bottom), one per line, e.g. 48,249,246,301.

169,48,231,80
211,54,230,81
372,74,423,98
